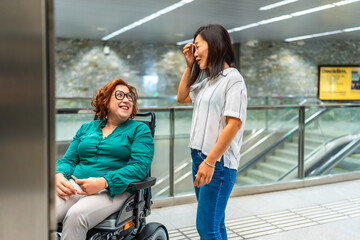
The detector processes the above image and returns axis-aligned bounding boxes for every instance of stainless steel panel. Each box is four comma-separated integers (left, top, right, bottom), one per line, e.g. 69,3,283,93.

0,0,55,239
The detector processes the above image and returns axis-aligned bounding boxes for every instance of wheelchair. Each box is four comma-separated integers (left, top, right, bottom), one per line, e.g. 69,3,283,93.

58,112,168,240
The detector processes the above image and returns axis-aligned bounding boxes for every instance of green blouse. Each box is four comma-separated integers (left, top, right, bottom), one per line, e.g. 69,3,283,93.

56,119,154,198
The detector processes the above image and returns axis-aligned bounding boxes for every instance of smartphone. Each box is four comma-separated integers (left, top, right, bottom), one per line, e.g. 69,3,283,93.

70,175,83,192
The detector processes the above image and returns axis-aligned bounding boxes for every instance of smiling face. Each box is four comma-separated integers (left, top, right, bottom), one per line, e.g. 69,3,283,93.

107,84,134,124
194,34,209,70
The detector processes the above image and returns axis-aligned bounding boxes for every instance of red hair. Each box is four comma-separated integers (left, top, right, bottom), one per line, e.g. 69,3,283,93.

91,78,138,120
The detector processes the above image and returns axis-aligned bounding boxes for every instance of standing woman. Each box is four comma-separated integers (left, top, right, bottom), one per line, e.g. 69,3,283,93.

177,24,247,240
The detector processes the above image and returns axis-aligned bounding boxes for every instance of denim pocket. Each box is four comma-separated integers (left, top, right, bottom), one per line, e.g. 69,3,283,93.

227,168,237,185
196,151,206,160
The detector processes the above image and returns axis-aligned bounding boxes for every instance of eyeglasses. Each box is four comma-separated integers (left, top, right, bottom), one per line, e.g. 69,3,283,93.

114,90,136,102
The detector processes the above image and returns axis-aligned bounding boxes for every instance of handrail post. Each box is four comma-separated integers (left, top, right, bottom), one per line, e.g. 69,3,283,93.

265,97,269,129
298,106,305,179
169,109,175,196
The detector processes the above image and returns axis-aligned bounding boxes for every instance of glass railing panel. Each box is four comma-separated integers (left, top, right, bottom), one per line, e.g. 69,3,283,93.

304,107,360,178
236,108,299,187
56,113,94,141
247,97,267,106
151,137,170,198
138,97,179,107
244,109,267,132
56,98,92,109
147,111,170,198
266,107,298,130
174,138,193,195
174,111,193,195
174,111,192,135
55,104,360,199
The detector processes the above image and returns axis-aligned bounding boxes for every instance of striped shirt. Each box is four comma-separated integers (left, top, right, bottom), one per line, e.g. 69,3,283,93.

188,67,247,170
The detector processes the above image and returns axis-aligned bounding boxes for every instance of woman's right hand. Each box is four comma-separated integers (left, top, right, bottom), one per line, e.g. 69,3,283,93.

183,43,195,68
56,172,76,200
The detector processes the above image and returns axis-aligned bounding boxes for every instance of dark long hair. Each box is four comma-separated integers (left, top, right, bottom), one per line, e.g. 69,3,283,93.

187,24,237,87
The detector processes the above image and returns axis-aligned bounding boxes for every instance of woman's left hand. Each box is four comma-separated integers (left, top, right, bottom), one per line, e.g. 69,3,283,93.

194,161,215,188
75,177,107,195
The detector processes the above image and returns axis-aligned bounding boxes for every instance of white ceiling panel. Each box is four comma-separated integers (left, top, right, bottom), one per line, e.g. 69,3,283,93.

55,0,360,43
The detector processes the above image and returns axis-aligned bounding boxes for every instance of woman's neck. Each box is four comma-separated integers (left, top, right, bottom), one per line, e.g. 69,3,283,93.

207,62,230,72
106,118,125,129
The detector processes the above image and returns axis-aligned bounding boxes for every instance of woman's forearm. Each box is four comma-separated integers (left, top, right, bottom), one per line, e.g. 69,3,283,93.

177,67,192,104
205,117,242,165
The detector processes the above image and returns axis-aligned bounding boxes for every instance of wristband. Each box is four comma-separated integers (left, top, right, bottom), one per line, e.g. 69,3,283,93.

203,160,215,168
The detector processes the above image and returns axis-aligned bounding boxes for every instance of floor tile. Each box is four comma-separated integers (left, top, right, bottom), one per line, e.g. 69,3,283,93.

149,179,360,239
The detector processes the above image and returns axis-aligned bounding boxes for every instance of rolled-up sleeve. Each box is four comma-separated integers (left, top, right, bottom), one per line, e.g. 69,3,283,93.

103,123,154,198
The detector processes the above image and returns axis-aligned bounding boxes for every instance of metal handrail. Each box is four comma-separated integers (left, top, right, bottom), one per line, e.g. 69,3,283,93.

56,95,316,100
56,96,178,100
56,103,360,113
279,134,360,180
308,137,360,177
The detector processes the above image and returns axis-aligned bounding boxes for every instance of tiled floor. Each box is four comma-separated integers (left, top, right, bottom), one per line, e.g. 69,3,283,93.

147,179,360,239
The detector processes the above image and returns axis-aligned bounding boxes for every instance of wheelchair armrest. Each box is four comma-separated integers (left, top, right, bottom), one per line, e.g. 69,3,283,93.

128,177,156,190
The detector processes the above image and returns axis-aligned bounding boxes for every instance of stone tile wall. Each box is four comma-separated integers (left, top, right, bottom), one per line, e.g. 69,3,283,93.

56,38,185,99
56,38,360,104
240,40,360,97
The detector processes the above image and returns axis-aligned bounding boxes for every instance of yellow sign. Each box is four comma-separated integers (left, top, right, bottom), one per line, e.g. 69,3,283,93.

319,66,360,101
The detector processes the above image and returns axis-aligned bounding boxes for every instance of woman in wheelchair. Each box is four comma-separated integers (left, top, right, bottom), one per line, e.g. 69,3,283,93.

56,78,154,240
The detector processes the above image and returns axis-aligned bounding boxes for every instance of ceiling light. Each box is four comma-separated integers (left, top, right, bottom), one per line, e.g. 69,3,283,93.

343,26,360,32
290,4,334,16
258,15,292,25
102,0,194,41
284,35,313,42
228,23,259,33
311,30,343,37
259,0,299,11
285,26,360,42
333,0,360,6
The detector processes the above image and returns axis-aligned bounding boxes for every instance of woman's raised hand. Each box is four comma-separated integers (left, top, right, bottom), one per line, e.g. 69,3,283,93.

183,43,195,68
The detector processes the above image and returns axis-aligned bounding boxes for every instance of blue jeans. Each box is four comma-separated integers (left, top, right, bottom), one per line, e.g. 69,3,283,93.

191,149,237,240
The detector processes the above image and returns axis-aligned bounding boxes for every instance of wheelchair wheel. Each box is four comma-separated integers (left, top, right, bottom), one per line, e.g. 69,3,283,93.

87,232,102,240
146,226,167,240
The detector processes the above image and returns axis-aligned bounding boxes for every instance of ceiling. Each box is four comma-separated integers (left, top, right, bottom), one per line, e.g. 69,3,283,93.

54,0,360,44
